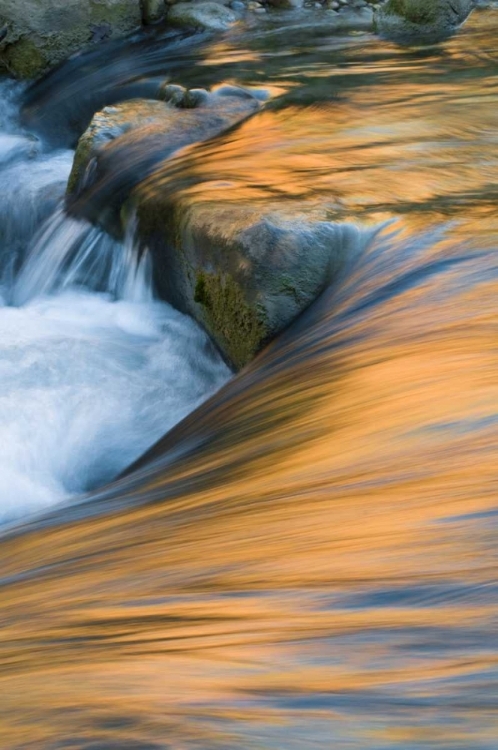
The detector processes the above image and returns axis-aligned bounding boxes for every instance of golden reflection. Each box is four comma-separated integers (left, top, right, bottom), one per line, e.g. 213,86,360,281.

1,8,498,750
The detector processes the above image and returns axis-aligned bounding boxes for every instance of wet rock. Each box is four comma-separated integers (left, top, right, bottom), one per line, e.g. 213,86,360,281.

374,0,476,42
66,84,260,221
142,0,166,23
67,99,173,196
0,0,142,79
66,84,355,369
338,4,374,20
135,196,354,369
167,2,237,29
267,0,305,7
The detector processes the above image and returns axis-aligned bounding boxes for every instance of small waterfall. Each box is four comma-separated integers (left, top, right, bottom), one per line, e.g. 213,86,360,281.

13,207,154,305
0,79,231,525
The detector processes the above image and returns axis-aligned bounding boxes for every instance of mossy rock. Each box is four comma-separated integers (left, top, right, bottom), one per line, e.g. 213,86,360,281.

194,270,267,369
375,0,475,41
134,191,357,369
0,0,141,78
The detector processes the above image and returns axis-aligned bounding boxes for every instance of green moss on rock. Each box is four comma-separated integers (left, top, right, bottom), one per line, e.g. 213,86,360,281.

0,0,142,78
382,0,440,24
2,38,47,78
67,131,95,195
375,0,475,41
194,270,267,370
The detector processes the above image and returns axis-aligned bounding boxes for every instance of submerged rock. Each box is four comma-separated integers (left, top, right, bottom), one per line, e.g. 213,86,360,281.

67,99,174,196
167,1,238,29
374,0,476,42
67,85,260,201
0,0,142,78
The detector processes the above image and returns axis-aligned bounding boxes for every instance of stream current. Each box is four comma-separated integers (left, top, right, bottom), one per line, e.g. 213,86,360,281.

0,7,497,749
0,81,230,524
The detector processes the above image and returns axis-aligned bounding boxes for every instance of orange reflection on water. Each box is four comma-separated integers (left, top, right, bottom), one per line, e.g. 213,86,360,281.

1,8,498,750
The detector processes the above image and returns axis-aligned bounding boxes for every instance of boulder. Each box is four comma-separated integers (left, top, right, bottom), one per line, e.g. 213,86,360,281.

66,85,260,205
374,0,476,41
66,84,357,369
0,0,142,78
134,195,355,368
67,98,175,196
167,2,237,30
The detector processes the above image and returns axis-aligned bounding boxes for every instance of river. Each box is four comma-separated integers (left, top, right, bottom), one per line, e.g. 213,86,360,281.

0,7,497,749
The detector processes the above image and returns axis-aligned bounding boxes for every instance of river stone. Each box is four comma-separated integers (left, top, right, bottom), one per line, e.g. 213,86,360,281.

0,0,142,78
67,85,260,199
374,0,476,41
133,194,355,369
266,0,305,8
66,84,355,369
167,2,237,29
142,0,166,22
67,100,173,196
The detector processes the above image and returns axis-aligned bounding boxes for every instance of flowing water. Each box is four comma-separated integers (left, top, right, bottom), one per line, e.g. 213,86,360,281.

0,7,497,749
0,82,230,524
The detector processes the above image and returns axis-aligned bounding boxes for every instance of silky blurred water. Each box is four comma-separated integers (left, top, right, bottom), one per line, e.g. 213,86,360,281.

0,82,230,524
0,6,497,749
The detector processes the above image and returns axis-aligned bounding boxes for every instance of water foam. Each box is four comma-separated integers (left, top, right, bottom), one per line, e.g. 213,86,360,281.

0,289,229,524
0,81,231,525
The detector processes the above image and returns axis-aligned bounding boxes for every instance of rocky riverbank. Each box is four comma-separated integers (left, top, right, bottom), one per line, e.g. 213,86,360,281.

1,0,483,79
0,0,388,79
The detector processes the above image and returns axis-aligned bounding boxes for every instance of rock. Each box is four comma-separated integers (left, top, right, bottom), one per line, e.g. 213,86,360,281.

333,4,374,24
267,0,305,7
67,99,173,196
134,196,355,369
159,83,188,105
374,0,476,42
142,0,166,23
66,84,260,223
0,0,142,79
167,2,237,29
66,84,356,369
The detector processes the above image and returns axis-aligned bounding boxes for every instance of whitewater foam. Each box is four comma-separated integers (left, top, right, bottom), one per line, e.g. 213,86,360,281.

0,81,231,525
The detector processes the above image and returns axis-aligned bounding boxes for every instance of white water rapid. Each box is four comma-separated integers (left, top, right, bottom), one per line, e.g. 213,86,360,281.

0,81,231,525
